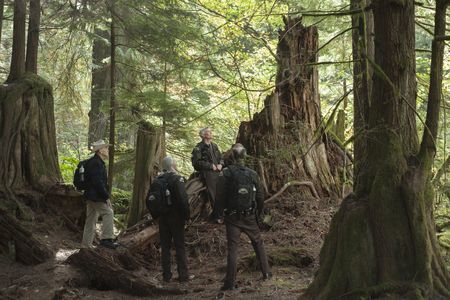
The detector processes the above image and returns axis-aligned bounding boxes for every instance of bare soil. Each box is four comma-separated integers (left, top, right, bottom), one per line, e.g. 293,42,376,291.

0,190,337,300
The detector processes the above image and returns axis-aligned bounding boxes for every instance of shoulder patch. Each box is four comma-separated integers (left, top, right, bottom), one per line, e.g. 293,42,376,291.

179,177,185,183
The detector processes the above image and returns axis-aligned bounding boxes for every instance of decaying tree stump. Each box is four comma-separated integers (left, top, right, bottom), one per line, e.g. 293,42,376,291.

127,121,161,227
0,208,53,265
0,74,61,192
237,17,348,198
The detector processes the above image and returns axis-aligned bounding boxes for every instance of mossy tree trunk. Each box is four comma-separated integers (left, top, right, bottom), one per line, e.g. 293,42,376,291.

351,0,373,185
107,0,116,193
237,17,344,198
305,1,450,299
0,0,61,193
127,122,161,228
25,0,40,74
0,0,4,44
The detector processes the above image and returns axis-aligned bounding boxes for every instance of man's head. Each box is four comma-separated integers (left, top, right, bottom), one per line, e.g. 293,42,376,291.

199,127,212,142
232,143,246,161
91,140,110,159
162,156,177,172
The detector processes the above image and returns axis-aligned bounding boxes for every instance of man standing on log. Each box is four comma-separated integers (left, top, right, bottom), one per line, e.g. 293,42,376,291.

191,127,224,222
217,143,271,290
81,140,119,249
158,156,192,283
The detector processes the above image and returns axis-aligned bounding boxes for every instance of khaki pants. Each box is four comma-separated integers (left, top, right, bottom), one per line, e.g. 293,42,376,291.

81,200,114,248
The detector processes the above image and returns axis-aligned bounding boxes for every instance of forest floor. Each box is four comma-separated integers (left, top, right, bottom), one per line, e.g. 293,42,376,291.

0,192,338,300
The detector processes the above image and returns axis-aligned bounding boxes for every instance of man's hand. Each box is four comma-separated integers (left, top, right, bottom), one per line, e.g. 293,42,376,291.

217,164,223,171
212,164,218,171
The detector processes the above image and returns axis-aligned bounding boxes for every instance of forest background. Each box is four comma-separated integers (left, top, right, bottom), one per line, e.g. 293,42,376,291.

0,0,448,235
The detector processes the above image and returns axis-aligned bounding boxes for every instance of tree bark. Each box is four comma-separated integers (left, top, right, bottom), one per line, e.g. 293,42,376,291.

88,29,110,146
351,0,373,191
305,1,450,299
108,0,116,194
236,17,343,198
7,0,26,83
127,122,161,228
0,0,4,44
25,0,40,74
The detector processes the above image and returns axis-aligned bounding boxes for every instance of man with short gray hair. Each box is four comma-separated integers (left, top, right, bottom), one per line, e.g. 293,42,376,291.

191,127,224,222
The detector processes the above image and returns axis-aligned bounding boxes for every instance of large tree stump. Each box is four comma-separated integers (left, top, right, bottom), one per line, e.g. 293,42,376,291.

127,121,161,227
0,74,61,191
237,17,345,198
0,208,53,265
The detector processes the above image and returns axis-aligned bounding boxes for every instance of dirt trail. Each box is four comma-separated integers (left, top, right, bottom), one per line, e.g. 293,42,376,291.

0,192,337,299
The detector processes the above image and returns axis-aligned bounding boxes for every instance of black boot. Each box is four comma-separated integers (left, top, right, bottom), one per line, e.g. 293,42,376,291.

100,239,120,249
262,272,273,280
220,281,236,291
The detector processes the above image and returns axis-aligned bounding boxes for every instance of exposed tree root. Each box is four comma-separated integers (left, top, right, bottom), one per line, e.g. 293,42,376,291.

265,181,320,203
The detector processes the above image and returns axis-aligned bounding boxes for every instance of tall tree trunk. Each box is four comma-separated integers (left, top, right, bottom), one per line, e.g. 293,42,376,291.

0,0,5,44
107,0,116,194
25,0,40,74
88,29,110,146
305,1,450,299
127,122,161,228
7,0,26,83
351,0,374,191
237,17,343,198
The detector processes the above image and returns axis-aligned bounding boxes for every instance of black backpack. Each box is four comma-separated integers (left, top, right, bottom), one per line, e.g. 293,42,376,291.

73,158,92,190
227,166,256,211
146,174,173,219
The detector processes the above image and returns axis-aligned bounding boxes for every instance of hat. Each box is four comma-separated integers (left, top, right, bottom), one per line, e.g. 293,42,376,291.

90,139,110,152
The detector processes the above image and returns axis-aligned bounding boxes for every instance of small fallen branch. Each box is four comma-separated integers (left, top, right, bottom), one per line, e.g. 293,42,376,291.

265,181,319,203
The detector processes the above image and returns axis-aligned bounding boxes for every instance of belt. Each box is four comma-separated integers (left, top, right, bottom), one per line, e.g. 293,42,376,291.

224,208,254,217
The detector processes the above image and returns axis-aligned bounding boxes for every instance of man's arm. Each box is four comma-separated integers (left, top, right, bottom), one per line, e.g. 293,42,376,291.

192,146,213,171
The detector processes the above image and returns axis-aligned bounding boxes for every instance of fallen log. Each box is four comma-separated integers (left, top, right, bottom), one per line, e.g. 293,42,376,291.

0,208,53,265
67,248,186,296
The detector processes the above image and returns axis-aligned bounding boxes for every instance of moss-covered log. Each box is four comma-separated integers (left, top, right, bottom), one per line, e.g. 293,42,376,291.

305,1,450,299
67,248,186,296
0,208,53,265
0,74,62,192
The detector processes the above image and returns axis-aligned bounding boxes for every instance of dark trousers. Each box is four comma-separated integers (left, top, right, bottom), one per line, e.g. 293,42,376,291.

159,212,188,280
203,171,221,219
224,214,270,285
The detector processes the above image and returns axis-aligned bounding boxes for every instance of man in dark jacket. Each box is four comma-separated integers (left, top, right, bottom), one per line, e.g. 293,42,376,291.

81,140,119,249
217,143,271,290
158,156,192,283
191,127,224,221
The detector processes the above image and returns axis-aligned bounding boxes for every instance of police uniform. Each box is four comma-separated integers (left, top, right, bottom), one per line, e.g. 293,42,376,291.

191,141,224,219
217,161,271,289
158,171,191,282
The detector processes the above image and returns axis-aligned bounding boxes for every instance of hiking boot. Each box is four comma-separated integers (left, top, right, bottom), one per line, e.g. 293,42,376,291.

262,272,273,281
178,274,195,282
220,282,236,291
99,239,120,249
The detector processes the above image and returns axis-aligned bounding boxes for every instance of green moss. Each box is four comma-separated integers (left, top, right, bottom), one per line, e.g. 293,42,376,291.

240,247,313,271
